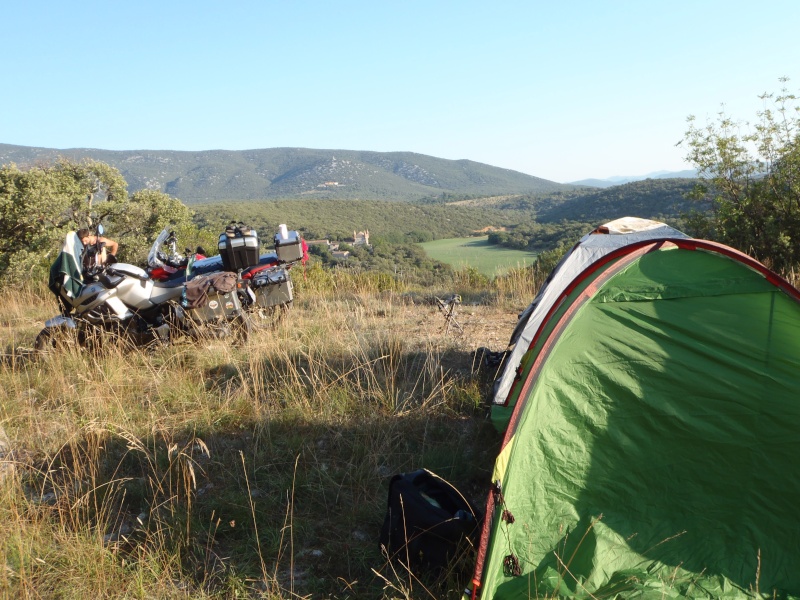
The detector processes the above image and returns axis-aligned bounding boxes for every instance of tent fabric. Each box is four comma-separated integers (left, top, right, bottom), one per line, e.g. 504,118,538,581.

471,231,800,599
491,218,689,431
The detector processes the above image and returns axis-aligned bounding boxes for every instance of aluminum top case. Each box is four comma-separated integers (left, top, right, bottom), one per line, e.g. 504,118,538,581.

274,230,304,263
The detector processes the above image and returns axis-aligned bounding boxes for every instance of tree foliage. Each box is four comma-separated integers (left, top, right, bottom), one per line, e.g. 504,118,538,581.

535,179,703,224
309,238,453,286
488,221,593,253
681,78,800,271
0,159,197,284
115,189,202,266
194,198,518,244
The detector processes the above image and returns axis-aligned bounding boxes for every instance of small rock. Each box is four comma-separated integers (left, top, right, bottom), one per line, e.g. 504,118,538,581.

38,492,56,505
197,482,214,496
352,530,370,542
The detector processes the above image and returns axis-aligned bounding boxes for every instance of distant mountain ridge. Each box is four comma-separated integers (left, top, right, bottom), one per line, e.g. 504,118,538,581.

569,169,698,188
0,144,570,203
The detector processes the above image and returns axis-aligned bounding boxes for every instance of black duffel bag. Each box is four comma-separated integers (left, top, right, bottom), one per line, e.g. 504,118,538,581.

379,468,483,572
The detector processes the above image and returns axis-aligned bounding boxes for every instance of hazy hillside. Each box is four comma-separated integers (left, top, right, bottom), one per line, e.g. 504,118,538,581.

425,177,705,225
0,144,569,203
537,178,705,223
192,176,706,255
450,178,707,254
569,169,698,188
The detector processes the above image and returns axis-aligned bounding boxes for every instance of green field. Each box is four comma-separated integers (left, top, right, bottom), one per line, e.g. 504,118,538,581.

420,236,538,276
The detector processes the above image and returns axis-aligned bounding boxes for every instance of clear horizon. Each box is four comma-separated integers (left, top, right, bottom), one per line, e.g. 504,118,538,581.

2,1,798,183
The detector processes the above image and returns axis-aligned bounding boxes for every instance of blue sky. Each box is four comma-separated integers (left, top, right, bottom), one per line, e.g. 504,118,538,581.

3,1,799,183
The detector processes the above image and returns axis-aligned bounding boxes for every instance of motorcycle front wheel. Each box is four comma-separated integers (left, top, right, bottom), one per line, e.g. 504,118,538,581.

34,327,81,353
184,312,252,343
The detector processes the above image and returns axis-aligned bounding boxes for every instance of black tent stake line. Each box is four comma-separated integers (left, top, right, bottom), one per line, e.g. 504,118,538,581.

436,294,463,335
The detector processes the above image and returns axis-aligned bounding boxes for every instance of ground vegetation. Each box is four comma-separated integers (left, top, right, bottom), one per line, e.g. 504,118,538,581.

0,266,546,599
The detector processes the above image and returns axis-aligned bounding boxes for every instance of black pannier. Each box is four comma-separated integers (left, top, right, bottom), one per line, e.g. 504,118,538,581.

379,468,483,572
218,222,259,271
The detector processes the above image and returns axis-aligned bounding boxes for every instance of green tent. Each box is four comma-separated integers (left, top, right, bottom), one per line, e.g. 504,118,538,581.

469,233,800,598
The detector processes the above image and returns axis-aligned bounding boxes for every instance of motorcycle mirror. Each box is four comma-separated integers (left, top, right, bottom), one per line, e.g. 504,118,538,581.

97,224,105,236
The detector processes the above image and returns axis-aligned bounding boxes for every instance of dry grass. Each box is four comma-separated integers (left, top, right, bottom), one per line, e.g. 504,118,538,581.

3,259,798,598
0,273,524,599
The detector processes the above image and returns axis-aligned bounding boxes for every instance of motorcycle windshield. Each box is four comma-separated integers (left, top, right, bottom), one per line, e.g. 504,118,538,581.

147,228,171,269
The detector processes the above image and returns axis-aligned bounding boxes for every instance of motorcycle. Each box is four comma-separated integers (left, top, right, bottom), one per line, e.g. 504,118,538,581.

146,224,306,318
35,225,252,352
